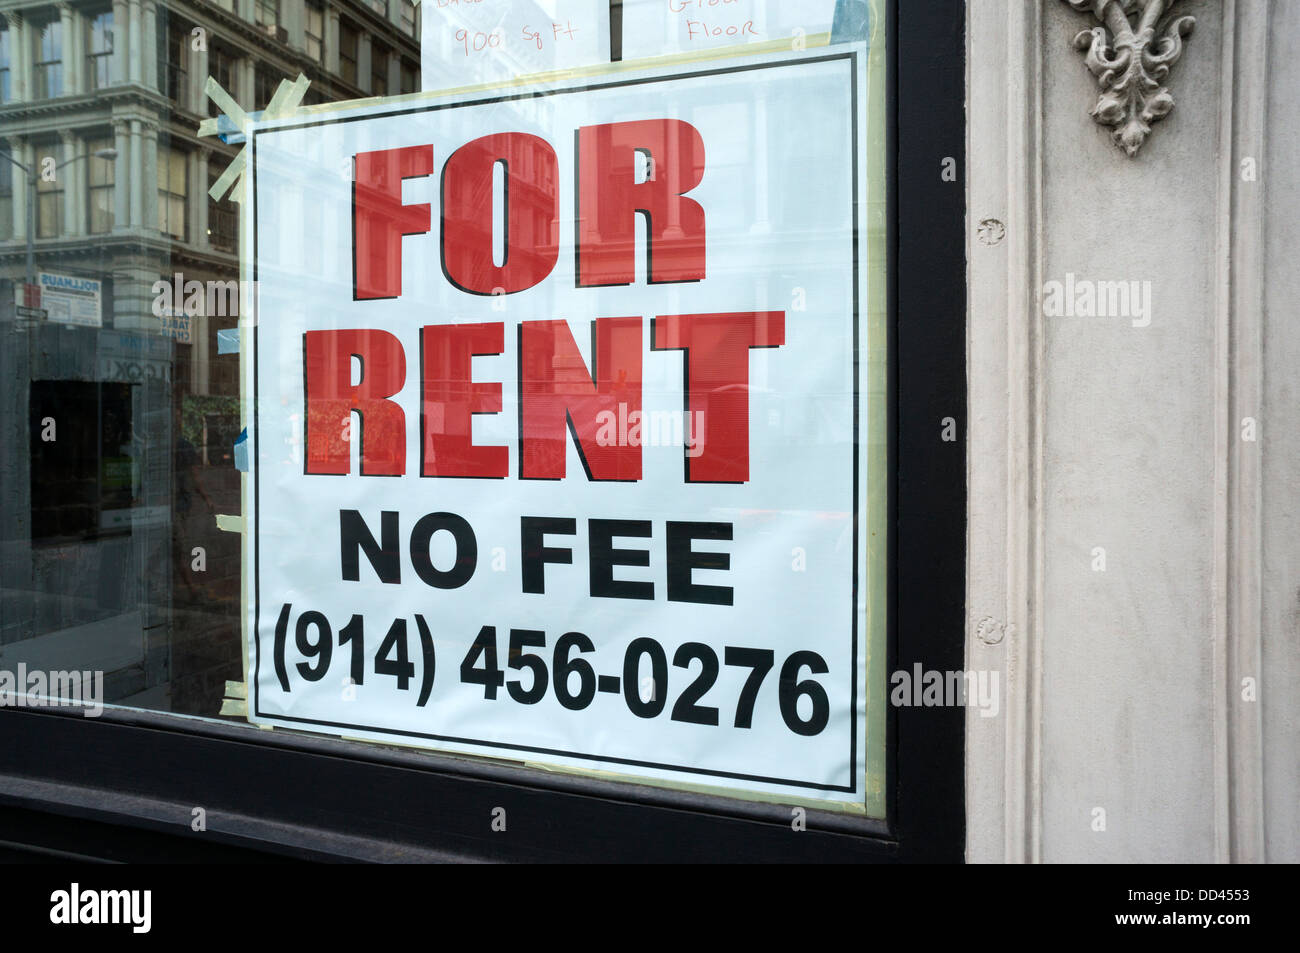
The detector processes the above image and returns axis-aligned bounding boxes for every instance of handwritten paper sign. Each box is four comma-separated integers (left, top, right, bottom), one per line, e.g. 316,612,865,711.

621,0,839,61
421,0,610,91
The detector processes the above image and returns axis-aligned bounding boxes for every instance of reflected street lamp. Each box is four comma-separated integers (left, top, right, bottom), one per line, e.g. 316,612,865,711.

0,146,118,292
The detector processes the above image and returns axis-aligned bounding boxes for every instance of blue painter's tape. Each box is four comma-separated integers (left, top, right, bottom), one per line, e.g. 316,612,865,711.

233,428,249,472
217,328,240,354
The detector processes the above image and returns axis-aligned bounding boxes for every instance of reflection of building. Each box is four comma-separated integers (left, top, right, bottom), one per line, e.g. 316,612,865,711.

0,0,420,714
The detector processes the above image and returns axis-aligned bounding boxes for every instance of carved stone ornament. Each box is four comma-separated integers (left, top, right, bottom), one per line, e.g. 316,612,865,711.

1062,0,1196,156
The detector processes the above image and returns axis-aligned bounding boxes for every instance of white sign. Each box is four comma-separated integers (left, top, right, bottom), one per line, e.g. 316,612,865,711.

159,309,193,344
621,0,839,61
39,272,102,327
422,0,610,91
248,47,873,805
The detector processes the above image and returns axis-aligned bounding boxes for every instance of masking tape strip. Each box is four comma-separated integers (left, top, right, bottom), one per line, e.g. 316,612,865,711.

219,697,248,717
207,151,246,202
263,73,311,120
224,680,247,700
204,76,249,133
215,513,243,533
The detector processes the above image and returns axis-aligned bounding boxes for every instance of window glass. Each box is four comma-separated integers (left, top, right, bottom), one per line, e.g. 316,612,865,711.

35,146,63,238
37,20,62,99
305,2,324,63
157,147,187,240
256,0,280,35
167,24,189,107
339,22,358,86
1,24,12,102
87,138,115,234
0,0,888,820
87,11,114,91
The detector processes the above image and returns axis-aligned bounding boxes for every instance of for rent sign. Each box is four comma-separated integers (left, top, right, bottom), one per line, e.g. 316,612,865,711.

247,47,880,807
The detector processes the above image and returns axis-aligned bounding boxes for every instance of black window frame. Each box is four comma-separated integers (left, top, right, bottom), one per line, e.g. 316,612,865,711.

0,0,966,863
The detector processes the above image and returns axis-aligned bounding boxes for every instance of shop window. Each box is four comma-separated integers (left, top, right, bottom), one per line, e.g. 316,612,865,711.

29,381,137,546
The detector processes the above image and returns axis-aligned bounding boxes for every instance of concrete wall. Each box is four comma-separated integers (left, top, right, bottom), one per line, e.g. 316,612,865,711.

967,0,1296,862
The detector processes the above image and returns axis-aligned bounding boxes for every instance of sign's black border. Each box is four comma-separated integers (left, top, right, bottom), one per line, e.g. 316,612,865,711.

0,0,968,862
249,50,863,797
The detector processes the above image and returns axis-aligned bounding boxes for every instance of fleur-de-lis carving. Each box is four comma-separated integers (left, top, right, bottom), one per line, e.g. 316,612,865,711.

1062,0,1196,157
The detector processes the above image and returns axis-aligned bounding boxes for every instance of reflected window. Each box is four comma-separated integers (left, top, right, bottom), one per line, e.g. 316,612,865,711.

401,0,417,39
209,46,235,117
167,24,190,108
305,1,324,63
400,59,417,95
158,147,187,241
37,20,63,99
36,148,64,238
87,137,115,234
208,161,238,253
340,22,358,86
255,67,281,111
256,0,280,37
87,11,114,91
30,381,137,546
1,24,11,102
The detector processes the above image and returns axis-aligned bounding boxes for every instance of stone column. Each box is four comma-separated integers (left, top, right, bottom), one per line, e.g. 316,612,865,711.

128,0,142,84
190,40,208,115
388,53,401,96
142,121,159,234
59,131,78,236
240,57,255,107
193,145,209,247
142,0,158,91
6,13,26,103
359,33,371,93
112,118,129,232
128,119,143,226
57,4,78,95
325,8,340,73
188,148,207,248
111,0,128,85
3,137,26,240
